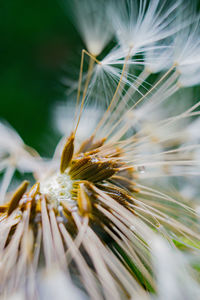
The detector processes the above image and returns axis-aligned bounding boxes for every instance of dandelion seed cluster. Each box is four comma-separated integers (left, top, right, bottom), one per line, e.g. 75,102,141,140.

1,0,200,299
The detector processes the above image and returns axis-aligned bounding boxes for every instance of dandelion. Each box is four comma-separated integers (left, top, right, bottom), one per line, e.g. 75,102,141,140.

1,0,200,299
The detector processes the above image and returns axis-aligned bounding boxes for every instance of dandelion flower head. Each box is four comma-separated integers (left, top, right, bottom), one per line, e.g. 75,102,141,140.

1,0,200,299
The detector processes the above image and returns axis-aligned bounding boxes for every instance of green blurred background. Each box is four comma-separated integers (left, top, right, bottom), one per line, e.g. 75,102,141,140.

0,0,83,157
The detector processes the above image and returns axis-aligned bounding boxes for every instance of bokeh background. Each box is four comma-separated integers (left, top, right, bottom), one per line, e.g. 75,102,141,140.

0,0,83,157
1,0,200,158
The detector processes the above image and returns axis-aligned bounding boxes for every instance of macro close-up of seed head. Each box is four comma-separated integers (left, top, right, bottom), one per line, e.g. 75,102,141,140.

1,0,200,299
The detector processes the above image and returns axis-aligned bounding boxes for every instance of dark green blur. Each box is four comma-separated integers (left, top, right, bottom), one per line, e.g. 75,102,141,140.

0,0,81,157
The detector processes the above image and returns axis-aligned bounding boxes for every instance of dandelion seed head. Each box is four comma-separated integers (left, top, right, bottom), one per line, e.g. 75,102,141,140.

109,0,181,53
1,0,200,299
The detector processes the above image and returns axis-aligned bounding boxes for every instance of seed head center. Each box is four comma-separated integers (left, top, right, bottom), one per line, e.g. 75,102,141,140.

40,171,74,207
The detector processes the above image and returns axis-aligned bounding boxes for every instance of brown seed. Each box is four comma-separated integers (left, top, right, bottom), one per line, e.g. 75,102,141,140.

77,183,92,216
0,205,8,213
78,135,94,153
8,180,29,215
60,133,75,173
86,162,117,182
78,135,106,154
28,182,40,198
73,160,100,180
69,156,92,177
97,184,132,204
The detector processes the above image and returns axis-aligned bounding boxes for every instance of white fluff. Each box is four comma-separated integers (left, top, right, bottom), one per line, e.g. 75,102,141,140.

152,237,200,300
69,0,113,55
